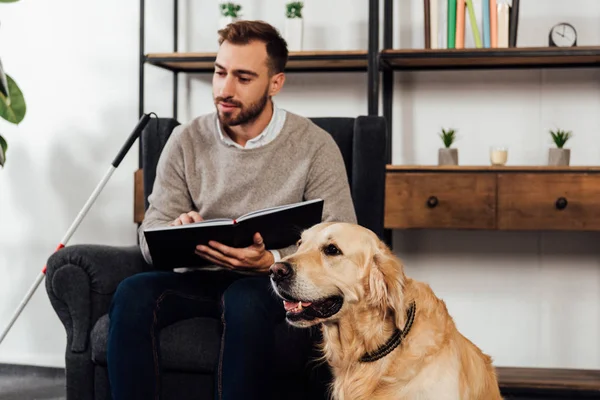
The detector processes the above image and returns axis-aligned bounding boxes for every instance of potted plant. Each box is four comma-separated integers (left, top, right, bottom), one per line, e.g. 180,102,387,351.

219,2,242,29
0,0,27,168
438,128,458,165
285,2,304,51
548,128,572,166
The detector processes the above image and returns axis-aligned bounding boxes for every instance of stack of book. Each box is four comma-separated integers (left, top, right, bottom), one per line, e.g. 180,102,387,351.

424,0,519,49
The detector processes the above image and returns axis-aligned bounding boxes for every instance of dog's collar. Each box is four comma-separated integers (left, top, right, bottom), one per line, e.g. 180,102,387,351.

358,301,416,363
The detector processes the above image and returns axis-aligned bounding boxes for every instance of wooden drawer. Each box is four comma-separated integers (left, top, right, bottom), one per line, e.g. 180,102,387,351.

385,172,496,229
497,173,600,230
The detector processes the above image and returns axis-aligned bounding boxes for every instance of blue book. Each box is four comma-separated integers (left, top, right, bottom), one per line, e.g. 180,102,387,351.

482,0,491,47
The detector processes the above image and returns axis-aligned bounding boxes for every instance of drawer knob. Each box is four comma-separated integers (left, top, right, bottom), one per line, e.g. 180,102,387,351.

555,197,568,210
426,196,438,208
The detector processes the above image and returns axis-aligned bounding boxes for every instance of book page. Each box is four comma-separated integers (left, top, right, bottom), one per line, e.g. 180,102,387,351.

236,198,324,222
144,218,234,231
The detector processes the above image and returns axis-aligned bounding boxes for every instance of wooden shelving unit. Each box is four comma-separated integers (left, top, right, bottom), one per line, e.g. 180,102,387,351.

378,0,600,391
146,50,368,73
380,46,600,70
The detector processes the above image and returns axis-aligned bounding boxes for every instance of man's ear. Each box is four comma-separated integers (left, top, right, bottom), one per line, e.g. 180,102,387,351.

367,241,407,329
269,72,285,96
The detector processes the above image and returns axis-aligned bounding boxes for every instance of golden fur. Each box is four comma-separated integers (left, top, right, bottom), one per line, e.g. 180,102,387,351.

271,222,503,400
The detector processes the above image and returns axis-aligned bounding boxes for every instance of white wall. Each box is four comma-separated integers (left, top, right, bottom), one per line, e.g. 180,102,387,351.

0,0,598,370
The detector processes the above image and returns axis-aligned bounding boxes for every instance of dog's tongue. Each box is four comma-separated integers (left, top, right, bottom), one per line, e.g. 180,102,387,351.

283,301,312,311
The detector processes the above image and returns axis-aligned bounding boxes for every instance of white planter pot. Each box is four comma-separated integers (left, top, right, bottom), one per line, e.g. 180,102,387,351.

285,18,304,51
438,148,458,166
548,148,570,166
219,16,238,29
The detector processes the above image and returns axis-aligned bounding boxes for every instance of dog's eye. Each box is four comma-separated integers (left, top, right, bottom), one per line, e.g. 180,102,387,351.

323,244,342,256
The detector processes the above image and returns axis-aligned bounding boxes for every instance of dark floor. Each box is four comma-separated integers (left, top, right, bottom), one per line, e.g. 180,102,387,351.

0,365,597,400
0,365,65,400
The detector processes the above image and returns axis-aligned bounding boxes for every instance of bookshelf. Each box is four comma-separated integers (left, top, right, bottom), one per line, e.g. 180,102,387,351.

137,0,600,395
377,0,600,395
380,46,600,70
146,51,369,73
379,0,600,234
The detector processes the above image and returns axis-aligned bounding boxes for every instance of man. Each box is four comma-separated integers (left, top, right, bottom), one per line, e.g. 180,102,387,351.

106,20,356,400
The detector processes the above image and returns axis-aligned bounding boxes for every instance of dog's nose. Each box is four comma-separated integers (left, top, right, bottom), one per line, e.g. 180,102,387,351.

270,262,292,282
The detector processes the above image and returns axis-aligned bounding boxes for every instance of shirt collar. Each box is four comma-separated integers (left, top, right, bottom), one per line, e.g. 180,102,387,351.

216,103,281,149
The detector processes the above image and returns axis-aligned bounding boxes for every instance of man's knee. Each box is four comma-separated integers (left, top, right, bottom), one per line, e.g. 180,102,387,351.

110,272,164,322
222,277,281,326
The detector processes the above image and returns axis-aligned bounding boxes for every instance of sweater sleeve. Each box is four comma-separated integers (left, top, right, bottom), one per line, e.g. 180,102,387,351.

138,125,194,264
275,132,357,259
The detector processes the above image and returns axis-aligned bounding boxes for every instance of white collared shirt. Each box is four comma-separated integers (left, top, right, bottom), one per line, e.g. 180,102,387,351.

215,103,287,262
216,103,287,149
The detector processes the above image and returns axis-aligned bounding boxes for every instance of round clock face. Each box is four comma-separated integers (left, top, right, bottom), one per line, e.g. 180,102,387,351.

551,23,577,47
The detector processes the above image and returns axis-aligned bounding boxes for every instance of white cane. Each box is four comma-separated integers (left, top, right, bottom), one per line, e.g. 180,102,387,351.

0,113,153,345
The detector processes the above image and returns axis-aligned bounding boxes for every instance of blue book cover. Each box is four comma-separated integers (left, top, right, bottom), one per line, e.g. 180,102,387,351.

482,0,491,47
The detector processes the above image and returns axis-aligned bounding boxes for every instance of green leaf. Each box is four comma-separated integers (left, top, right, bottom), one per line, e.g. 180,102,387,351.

0,134,7,167
0,74,26,124
0,0,21,3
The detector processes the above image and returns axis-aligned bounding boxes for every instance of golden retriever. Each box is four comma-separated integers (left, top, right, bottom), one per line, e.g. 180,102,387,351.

269,222,502,400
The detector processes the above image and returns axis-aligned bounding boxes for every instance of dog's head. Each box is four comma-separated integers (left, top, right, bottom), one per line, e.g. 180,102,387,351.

269,222,407,328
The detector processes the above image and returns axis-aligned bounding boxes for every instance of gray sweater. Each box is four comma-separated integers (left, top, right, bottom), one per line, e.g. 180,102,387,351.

139,111,357,265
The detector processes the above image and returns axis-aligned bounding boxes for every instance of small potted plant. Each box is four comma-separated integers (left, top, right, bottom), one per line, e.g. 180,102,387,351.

285,2,304,51
548,128,572,166
438,128,458,165
219,2,242,29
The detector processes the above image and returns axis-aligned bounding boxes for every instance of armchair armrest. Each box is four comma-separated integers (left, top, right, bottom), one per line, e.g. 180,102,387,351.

45,244,150,353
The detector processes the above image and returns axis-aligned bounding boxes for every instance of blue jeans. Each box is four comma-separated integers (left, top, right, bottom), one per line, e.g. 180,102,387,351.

106,269,297,400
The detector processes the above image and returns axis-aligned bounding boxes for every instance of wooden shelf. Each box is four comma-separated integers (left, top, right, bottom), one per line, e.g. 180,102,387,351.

497,367,600,392
145,50,368,73
387,165,600,173
380,46,600,70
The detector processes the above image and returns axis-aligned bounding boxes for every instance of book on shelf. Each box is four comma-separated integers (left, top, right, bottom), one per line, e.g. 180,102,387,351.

143,198,324,270
424,0,518,50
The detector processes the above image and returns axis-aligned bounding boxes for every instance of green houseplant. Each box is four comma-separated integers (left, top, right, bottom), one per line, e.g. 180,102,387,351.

286,2,304,18
438,128,458,165
219,2,241,18
285,2,304,51
0,0,26,168
219,2,242,30
548,128,572,166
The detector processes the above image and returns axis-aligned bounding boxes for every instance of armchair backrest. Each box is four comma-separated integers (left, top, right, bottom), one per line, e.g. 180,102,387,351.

140,115,387,238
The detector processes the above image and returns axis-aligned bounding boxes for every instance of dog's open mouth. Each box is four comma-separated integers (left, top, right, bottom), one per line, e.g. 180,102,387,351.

279,293,343,321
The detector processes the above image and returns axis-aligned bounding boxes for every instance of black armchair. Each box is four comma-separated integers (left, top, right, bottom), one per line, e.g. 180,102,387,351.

45,115,387,400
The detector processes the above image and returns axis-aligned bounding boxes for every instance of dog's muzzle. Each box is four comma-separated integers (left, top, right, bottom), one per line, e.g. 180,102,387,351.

269,261,293,283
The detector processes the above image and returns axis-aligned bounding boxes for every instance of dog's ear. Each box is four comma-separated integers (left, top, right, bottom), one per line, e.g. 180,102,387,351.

367,240,407,328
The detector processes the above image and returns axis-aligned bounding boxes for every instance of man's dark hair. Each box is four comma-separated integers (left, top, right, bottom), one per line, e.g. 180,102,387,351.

218,20,289,75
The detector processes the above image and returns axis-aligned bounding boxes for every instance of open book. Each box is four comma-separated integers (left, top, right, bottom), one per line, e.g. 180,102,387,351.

143,198,324,270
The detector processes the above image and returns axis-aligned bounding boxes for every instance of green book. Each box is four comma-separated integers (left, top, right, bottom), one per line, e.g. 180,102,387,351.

465,0,482,48
448,0,457,48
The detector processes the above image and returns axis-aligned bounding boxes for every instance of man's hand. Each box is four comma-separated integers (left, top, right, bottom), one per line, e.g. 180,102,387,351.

195,232,274,273
170,211,203,226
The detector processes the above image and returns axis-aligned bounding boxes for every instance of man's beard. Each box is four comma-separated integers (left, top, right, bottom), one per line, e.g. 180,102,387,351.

215,88,270,127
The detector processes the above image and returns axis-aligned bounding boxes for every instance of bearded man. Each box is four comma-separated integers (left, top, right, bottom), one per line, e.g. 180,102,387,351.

105,20,356,400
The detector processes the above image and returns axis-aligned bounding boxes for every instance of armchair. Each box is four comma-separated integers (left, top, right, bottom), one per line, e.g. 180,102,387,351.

45,115,387,400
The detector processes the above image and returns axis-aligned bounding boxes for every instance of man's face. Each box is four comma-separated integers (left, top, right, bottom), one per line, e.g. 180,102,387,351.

213,40,281,127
